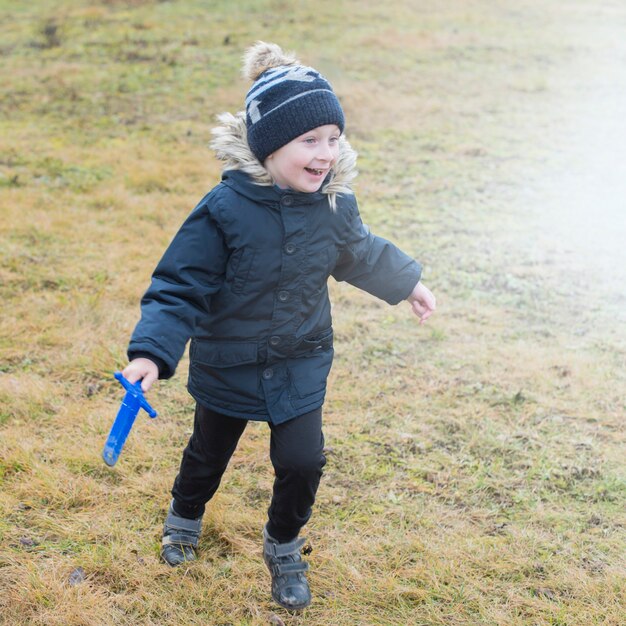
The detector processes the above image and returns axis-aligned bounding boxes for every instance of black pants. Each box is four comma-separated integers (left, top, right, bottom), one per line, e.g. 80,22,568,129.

171,403,326,543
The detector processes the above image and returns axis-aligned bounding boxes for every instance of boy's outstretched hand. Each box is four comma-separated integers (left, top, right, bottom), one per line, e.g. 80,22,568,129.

407,281,436,324
122,357,159,392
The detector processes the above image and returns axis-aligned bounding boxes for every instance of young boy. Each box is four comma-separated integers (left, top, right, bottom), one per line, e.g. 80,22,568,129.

122,41,436,611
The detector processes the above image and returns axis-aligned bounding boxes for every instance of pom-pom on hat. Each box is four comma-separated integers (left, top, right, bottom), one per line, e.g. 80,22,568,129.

242,41,345,163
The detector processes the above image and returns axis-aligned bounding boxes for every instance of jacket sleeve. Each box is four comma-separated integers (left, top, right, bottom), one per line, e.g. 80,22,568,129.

127,200,227,378
332,199,422,305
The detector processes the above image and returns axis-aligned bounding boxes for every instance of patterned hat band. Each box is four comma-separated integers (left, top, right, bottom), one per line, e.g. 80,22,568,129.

245,65,319,106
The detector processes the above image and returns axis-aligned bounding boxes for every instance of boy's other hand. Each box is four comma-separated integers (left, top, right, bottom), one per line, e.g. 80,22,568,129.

122,358,159,392
407,281,436,324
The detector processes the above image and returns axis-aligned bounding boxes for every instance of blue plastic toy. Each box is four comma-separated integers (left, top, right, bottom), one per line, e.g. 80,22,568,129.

102,372,157,467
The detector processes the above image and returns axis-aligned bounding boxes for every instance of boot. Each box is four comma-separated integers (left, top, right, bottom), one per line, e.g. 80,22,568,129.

160,501,203,566
263,525,311,610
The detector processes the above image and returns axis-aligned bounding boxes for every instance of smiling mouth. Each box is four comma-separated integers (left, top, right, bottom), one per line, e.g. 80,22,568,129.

305,167,326,176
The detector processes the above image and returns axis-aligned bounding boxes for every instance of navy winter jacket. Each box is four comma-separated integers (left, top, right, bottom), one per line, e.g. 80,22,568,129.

128,116,422,423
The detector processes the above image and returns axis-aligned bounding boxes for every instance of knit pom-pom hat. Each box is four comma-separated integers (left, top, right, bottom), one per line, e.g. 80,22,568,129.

242,41,345,163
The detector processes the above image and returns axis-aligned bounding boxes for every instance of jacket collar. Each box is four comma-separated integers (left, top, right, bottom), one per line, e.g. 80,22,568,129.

210,111,357,210
221,170,329,207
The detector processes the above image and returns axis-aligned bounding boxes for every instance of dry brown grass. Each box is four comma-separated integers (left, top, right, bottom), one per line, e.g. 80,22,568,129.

1,0,625,624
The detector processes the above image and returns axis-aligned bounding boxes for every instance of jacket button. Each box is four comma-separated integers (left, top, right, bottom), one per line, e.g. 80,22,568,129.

282,196,293,206
284,243,296,255
278,290,289,302
262,368,274,380
269,335,281,346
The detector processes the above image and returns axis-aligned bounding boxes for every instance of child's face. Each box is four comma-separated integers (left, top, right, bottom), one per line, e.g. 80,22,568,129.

265,124,341,193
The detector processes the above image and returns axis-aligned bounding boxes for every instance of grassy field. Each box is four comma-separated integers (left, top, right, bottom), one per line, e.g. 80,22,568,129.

1,1,625,624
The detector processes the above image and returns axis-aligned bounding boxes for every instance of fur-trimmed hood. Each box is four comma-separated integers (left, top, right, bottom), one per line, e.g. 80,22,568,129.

210,111,357,210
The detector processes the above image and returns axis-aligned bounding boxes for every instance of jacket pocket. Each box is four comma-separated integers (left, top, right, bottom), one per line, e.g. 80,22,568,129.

190,339,258,367
306,245,338,292
322,244,339,280
290,350,333,399
227,248,257,295
300,327,333,352
189,339,260,405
